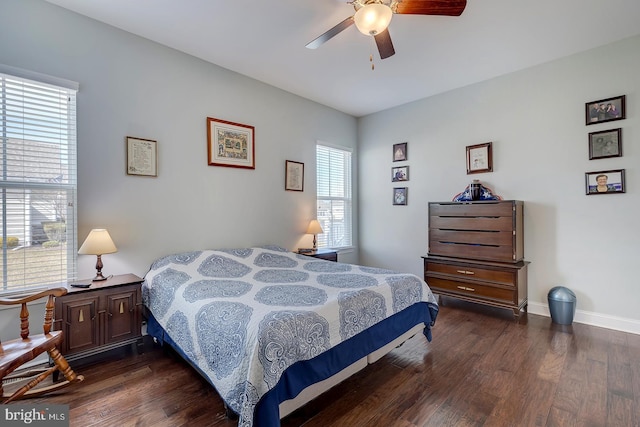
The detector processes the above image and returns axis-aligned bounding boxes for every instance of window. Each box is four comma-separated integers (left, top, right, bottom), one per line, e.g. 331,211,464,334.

316,143,352,249
0,66,78,294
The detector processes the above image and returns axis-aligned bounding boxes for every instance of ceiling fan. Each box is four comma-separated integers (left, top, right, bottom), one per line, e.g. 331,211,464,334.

306,0,467,60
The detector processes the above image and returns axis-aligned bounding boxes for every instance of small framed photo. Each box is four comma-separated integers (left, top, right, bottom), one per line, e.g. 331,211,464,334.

392,166,409,182
393,142,408,162
393,187,408,205
589,128,622,160
585,169,625,195
585,95,625,125
466,142,493,174
285,160,304,191
207,117,255,169
126,136,157,177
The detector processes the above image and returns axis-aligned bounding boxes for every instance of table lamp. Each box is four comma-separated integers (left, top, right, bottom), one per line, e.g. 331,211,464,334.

78,228,118,281
306,219,323,250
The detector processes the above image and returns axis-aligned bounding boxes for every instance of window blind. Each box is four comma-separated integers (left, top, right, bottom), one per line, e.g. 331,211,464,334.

316,143,352,249
1,70,78,294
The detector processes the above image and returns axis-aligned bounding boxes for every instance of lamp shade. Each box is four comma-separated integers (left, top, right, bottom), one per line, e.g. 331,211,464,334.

78,229,117,255
354,3,393,36
306,219,324,235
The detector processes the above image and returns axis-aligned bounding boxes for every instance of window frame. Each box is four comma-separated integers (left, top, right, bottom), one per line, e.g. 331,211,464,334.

315,141,353,250
0,65,78,295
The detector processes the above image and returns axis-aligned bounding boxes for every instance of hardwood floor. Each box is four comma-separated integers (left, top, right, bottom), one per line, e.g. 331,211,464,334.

30,298,640,426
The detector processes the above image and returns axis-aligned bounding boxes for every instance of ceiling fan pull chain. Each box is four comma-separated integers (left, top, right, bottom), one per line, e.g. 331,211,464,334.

370,54,375,71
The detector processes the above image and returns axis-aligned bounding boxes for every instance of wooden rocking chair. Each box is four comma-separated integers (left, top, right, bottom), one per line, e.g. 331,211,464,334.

0,288,84,403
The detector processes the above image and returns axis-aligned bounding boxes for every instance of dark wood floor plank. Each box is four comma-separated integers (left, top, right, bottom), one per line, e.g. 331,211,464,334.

607,332,634,401
628,332,640,425
20,299,640,427
575,358,608,426
606,392,634,427
546,406,576,427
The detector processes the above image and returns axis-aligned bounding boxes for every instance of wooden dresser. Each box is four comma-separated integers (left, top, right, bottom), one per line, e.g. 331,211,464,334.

423,200,528,319
54,274,144,362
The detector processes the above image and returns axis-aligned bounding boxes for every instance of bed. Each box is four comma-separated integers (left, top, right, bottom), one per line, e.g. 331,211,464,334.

142,246,438,426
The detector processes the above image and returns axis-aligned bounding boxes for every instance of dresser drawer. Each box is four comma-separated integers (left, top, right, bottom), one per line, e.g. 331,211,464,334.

425,262,515,286
426,277,516,305
429,201,515,218
428,200,523,263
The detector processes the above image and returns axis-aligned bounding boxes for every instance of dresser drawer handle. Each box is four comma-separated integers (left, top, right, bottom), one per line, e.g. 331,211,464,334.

456,285,476,292
456,270,475,275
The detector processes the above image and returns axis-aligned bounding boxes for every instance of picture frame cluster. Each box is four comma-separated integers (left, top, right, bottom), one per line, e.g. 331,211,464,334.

392,142,408,205
584,95,626,195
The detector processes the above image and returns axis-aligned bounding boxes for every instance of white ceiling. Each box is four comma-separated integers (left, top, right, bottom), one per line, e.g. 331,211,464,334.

44,0,640,117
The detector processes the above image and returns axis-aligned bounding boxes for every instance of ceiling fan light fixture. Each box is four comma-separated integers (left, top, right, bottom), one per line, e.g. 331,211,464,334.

354,3,393,36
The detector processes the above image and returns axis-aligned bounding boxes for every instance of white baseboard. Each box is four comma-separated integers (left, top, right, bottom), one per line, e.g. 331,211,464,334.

528,301,640,335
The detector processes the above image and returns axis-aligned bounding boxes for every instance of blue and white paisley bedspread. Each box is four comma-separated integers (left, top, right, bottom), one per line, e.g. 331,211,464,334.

142,246,438,427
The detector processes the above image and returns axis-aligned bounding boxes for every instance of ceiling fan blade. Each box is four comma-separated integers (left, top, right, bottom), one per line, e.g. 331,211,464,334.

395,0,467,16
306,16,355,49
374,29,395,59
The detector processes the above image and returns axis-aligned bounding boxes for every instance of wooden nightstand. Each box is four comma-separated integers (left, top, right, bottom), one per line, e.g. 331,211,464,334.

296,248,338,262
54,273,144,362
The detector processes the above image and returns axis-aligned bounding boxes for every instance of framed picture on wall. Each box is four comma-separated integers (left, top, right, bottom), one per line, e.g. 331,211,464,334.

393,142,407,162
466,142,493,174
126,136,157,177
588,128,622,160
391,166,409,182
393,187,408,205
285,160,304,191
207,117,255,169
585,169,625,195
585,95,625,125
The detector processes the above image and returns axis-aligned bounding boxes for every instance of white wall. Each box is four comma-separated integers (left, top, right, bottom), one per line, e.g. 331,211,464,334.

0,0,359,289
2,0,638,336
358,35,640,333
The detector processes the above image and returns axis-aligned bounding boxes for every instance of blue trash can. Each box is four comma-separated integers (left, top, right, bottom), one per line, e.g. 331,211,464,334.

548,286,576,325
